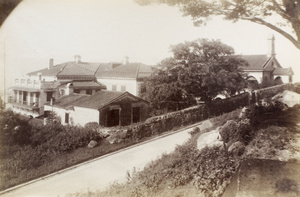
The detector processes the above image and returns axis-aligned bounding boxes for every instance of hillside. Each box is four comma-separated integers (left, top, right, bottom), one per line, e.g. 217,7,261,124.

70,91,300,197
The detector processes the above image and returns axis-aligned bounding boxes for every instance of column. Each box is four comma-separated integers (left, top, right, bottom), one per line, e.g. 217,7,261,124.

16,90,19,103
27,92,31,106
33,93,36,103
19,91,22,104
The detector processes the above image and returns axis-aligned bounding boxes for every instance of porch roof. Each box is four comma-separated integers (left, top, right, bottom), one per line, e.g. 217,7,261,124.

273,67,294,76
10,86,40,92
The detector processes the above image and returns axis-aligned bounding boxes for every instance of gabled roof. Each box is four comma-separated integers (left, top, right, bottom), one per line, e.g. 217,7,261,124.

98,63,153,79
46,94,89,110
76,90,125,109
77,90,149,110
48,90,149,110
240,55,271,70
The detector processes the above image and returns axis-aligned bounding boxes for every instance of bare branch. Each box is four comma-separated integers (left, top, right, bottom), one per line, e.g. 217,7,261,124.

242,16,300,49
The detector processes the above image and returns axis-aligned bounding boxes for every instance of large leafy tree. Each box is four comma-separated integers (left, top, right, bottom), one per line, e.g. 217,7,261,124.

135,0,300,50
142,39,247,112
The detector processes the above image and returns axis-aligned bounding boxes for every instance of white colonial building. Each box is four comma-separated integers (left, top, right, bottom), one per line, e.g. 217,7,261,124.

8,55,153,117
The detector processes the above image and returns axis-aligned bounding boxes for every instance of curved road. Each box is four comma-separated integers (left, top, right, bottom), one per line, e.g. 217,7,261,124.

1,120,211,197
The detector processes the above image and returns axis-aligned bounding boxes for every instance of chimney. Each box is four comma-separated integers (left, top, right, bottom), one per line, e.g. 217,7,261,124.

267,35,276,57
49,58,54,69
74,55,81,63
122,56,129,65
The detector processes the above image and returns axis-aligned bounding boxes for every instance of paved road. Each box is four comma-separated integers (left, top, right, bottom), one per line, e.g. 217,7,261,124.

1,120,211,197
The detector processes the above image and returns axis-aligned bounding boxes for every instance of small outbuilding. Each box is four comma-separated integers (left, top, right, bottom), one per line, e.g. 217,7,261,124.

44,90,149,127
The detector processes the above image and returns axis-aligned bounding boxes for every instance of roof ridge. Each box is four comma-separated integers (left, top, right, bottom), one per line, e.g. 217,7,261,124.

262,56,273,68
57,63,69,76
94,63,102,77
135,63,141,79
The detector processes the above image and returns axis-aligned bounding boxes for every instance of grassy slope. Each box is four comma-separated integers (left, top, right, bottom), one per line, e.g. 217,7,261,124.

69,104,300,197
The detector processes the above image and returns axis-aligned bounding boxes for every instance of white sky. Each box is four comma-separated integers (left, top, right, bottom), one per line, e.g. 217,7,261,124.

1,0,300,96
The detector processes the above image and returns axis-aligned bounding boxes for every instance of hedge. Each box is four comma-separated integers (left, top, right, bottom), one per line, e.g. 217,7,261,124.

103,83,294,142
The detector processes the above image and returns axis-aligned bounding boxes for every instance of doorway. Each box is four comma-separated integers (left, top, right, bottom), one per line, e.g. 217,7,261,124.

107,109,120,127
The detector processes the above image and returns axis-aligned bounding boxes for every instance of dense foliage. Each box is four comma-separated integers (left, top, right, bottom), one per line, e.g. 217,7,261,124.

0,110,32,146
0,110,101,190
142,39,247,112
136,0,300,50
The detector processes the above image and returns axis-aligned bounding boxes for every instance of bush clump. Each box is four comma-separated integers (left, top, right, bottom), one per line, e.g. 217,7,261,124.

0,113,102,191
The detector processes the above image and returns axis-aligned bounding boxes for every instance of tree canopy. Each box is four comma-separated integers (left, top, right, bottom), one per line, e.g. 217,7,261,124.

142,39,247,113
135,0,300,50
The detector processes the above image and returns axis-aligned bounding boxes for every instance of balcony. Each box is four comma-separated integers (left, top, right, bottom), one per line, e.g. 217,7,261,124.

8,97,40,108
14,78,57,89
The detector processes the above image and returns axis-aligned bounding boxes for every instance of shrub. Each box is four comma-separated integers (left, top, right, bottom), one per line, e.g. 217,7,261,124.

84,122,101,131
211,108,242,128
193,146,238,196
219,120,238,144
189,127,201,136
244,125,295,159
236,118,253,144
46,125,101,153
0,110,32,146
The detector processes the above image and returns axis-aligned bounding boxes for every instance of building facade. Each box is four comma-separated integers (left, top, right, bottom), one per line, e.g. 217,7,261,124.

96,62,153,96
240,36,294,89
8,56,153,117
44,91,150,127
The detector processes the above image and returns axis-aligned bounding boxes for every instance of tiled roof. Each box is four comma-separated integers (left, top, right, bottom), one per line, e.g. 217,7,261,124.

58,62,99,76
99,63,153,79
27,61,153,79
273,67,294,76
240,55,270,70
72,81,105,89
50,90,148,110
27,62,100,77
76,90,125,109
27,63,67,76
95,63,122,77
47,94,89,110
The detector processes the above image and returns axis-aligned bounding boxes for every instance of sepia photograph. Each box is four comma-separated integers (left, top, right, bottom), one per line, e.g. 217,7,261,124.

0,0,300,196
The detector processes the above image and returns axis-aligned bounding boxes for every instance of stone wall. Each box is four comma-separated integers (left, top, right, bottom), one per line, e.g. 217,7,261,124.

255,83,294,101
102,83,295,143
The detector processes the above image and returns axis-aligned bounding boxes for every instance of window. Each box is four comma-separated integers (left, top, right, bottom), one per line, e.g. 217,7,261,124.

86,89,92,95
112,85,117,91
121,85,126,92
65,113,69,124
132,107,140,123
46,92,53,101
23,92,27,102
74,89,80,94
